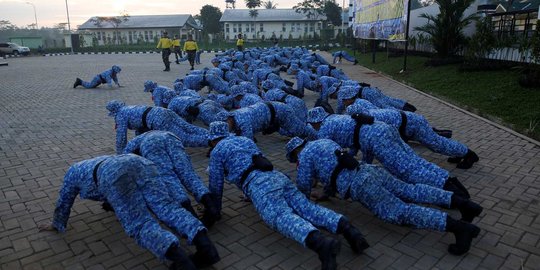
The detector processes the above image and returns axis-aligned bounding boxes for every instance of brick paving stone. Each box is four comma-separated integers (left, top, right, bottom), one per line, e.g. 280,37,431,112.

0,52,539,269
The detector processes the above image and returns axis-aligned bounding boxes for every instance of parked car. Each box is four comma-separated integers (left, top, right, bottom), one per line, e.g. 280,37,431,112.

0,42,31,56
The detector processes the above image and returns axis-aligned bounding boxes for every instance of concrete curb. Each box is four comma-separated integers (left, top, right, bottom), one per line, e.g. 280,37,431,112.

375,70,540,147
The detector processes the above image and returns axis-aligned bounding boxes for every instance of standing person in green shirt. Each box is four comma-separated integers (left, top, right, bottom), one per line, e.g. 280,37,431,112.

156,31,173,71
183,34,198,71
236,33,244,51
172,35,182,64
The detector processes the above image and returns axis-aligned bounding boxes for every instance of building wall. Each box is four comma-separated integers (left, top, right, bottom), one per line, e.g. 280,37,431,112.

223,21,323,40
9,37,42,48
77,26,199,46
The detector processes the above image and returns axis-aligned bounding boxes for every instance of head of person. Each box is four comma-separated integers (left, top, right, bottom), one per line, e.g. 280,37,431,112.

174,35,179,39
106,100,125,117
308,80,321,92
338,86,359,107
211,58,220,67
312,61,321,69
144,80,157,92
173,81,184,92
230,85,246,101
328,82,342,99
208,121,232,148
163,31,168,37
307,107,329,131
285,137,307,163
261,80,275,92
111,65,121,74
287,63,300,75
187,34,193,41
238,33,243,39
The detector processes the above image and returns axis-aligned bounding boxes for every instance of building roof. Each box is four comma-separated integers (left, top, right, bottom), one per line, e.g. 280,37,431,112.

494,0,540,13
78,14,201,30
219,9,326,22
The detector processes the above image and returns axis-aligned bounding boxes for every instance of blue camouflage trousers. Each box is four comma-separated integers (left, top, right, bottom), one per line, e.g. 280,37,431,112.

147,109,209,147
245,171,343,245
81,75,103,88
275,104,317,140
406,113,468,157
349,165,448,231
97,155,203,260
360,122,449,188
363,88,406,110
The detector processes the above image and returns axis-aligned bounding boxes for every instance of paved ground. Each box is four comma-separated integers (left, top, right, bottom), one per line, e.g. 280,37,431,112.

0,52,539,270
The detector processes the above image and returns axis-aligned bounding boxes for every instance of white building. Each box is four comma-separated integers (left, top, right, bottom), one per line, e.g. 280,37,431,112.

219,9,327,40
77,14,201,46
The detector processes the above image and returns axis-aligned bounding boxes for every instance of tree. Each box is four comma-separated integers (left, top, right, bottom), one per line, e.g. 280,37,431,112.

0,20,16,30
293,0,325,20
54,23,68,31
263,0,277,9
199,5,222,34
323,1,342,26
465,17,496,62
245,0,262,9
90,13,130,45
414,0,477,58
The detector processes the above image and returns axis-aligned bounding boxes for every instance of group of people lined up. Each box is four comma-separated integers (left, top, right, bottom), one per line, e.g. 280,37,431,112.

49,46,484,270
156,31,201,71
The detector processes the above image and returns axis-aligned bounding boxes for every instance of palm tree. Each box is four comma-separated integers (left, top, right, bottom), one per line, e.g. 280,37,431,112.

414,0,476,58
245,0,262,39
263,0,278,9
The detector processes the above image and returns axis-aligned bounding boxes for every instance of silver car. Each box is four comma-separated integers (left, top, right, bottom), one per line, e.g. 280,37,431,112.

0,42,31,56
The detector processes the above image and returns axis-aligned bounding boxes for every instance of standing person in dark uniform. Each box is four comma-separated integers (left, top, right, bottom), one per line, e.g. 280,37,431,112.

183,34,198,71
236,33,244,51
172,35,182,64
156,31,173,71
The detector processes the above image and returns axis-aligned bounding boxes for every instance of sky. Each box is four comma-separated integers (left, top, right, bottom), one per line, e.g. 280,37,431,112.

0,0,304,28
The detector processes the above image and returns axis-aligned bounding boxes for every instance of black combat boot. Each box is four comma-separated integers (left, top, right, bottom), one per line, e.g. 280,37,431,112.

337,218,369,254
73,78,82,88
165,244,196,270
443,177,470,199
190,230,220,268
402,102,417,112
445,216,480,255
450,195,483,223
456,149,479,169
353,59,358,65
305,231,341,270
433,128,453,138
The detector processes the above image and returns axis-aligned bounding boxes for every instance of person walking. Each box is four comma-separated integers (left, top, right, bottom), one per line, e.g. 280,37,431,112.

172,35,182,64
183,34,199,70
156,31,173,71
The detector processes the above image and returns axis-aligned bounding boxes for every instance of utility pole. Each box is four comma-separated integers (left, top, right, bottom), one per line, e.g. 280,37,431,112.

65,0,74,54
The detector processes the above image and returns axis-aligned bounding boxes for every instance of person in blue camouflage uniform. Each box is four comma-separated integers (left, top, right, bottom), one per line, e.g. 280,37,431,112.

217,101,317,141
123,131,220,227
173,81,201,98
263,83,308,122
286,137,482,255
345,99,479,169
38,154,220,269
106,100,209,153
295,69,318,96
332,51,358,65
168,95,226,126
73,65,122,89
206,122,368,270
332,82,416,113
143,80,178,108
181,72,229,94
315,65,349,80
307,107,470,198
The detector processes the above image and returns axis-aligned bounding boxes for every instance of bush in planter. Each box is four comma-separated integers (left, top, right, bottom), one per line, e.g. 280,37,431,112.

519,21,540,88
463,17,496,70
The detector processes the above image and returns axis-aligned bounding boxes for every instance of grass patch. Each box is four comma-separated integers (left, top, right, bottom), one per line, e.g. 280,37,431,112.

339,50,540,141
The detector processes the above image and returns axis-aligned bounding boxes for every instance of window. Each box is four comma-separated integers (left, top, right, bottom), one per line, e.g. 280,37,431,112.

259,23,264,32
225,24,230,33
310,22,315,32
251,23,255,33
282,23,287,32
97,32,102,40
304,23,308,33
291,23,295,32
128,31,133,43
149,31,153,40
233,23,237,33
239,24,242,33
144,31,149,41
246,23,250,32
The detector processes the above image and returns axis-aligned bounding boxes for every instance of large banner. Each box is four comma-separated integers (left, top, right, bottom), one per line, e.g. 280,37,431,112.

352,0,408,41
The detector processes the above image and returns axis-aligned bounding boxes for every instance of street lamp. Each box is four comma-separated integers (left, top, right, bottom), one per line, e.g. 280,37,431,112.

25,2,38,29
64,0,74,54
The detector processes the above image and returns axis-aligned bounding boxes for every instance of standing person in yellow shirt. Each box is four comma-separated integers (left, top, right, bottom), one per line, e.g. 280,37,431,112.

156,31,173,71
236,33,244,51
183,34,198,71
172,35,182,64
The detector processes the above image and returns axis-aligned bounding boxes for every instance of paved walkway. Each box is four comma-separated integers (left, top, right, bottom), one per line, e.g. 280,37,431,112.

0,52,539,270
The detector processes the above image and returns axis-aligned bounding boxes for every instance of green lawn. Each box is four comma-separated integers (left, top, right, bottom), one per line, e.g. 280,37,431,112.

345,51,540,141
